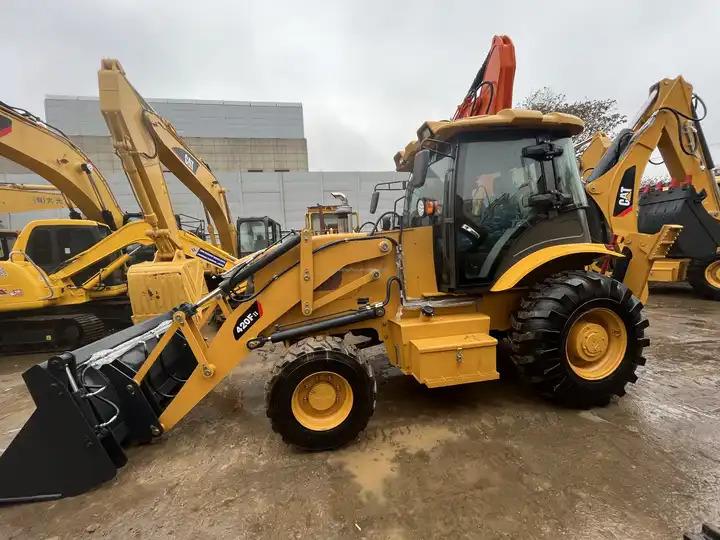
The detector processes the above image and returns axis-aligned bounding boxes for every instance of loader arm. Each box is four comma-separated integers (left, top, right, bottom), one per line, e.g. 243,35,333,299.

0,183,70,214
0,101,124,229
98,60,238,256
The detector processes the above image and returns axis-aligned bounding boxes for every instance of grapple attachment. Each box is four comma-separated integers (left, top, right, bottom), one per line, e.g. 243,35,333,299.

639,185,720,260
0,312,197,503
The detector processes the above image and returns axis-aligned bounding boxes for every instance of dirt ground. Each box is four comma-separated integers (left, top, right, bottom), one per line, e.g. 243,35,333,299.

0,284,718,539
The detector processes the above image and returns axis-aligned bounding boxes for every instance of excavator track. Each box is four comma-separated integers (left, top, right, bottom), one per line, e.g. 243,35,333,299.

0,313,106,353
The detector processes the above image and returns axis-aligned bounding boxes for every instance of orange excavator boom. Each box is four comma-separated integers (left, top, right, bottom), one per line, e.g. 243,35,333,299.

453,35,516,120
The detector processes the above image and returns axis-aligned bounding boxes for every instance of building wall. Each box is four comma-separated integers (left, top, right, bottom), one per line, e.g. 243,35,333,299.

0,171,407,232
0,96,309,174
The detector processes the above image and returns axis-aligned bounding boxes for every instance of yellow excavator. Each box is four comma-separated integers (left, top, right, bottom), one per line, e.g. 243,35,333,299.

0,106,678,502
0,183,70,254
579,76,720,299
0,94,237,350
98,59,238,258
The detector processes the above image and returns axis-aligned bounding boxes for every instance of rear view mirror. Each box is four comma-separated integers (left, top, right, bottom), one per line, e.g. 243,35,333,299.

411,149,431,188
522,142,563,161
369,191,380,214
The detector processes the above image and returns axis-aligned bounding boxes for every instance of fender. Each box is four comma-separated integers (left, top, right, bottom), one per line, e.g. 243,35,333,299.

490,243,622,292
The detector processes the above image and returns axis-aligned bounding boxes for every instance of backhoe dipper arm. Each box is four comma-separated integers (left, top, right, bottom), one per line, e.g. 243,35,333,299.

98,59,238,257
0,101,124,229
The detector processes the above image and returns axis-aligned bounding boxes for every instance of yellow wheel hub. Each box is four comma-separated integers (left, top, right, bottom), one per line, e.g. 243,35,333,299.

565,308,627,380
704,260,720,289
291,371,353,431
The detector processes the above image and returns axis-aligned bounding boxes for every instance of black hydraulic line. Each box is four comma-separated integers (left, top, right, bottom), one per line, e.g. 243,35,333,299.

247,305,385,349
219,232,301,293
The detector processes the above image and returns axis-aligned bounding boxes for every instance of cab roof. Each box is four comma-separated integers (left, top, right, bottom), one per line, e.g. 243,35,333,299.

394,109,584,172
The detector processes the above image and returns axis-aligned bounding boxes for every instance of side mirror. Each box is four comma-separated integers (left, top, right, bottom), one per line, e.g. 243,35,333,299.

411,149,431,188
522,142,563,161
369,191,380,214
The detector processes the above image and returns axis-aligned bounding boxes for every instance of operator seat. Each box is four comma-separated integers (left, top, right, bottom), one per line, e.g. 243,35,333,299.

586,129,634,182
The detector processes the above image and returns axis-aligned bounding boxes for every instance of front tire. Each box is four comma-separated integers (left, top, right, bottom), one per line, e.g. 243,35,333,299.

510,271,649,407
687,257,720,301
265,336,376,450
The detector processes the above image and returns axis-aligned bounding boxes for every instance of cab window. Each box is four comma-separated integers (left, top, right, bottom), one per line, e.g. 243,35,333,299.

454,136,542,283
405,155,452,227
239,220,269,254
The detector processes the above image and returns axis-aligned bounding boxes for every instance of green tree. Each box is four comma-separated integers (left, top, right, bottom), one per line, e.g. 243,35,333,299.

518,88,627,140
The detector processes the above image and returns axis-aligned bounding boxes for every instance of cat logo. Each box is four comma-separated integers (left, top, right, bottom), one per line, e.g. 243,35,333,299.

613,166,636,217
172,147,200,174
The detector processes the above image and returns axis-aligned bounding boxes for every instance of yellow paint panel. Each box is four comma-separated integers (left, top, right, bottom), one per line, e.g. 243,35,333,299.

490,244,621,292
409,333,498,387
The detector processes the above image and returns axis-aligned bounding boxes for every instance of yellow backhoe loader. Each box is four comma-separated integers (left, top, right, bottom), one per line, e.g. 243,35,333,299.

579,76,720,299
0,97,237,350
305,192,360,234
0,107,679,502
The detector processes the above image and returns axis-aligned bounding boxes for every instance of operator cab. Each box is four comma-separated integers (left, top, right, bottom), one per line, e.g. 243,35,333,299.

237,216,283,257
400,114,591,292
17,220,123,284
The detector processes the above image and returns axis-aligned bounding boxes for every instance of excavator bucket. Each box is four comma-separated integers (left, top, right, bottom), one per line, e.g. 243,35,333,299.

639,185,720,260
0,312,197,503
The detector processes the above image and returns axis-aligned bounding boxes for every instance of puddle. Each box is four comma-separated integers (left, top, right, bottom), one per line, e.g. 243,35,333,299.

329,424,459,502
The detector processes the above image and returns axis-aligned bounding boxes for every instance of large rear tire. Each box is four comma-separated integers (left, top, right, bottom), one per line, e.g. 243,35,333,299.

687,257,720,301
510,271,649,408
265,336,376,450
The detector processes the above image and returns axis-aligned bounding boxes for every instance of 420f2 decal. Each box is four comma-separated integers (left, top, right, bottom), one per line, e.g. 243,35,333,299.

233,301,263,340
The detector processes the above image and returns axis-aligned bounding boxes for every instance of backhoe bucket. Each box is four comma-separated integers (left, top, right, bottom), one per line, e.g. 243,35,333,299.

639,185,720,260
0,312,197,503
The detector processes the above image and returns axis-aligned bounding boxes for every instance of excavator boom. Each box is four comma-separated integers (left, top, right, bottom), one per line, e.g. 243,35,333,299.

99,60,238,256
0,183,69,214
453,35,516,120
0,101,124,229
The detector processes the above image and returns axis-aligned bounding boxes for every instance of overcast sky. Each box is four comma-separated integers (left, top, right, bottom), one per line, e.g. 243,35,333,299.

4,0,719,171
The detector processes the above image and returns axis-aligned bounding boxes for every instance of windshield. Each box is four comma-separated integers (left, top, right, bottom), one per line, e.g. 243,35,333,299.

554,137,588,206
239,220,269,254
310,212,352,233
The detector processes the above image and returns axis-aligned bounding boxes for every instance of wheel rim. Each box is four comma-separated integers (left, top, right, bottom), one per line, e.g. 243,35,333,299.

565,307,627,380
291,371,353,431
704,260,720,289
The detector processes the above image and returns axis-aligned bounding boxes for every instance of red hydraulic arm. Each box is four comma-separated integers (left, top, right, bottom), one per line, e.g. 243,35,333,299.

453,35,516,120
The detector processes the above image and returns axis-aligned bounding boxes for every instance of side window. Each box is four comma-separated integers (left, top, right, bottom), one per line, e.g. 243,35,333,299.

56,227,99,260
405,155,452,227
25,228,55,270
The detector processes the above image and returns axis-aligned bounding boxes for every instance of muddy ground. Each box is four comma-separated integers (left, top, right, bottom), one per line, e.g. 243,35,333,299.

0,284,718,539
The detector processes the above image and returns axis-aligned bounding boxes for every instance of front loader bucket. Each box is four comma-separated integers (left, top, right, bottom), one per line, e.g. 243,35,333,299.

0,312,197,503
639,185,720,260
